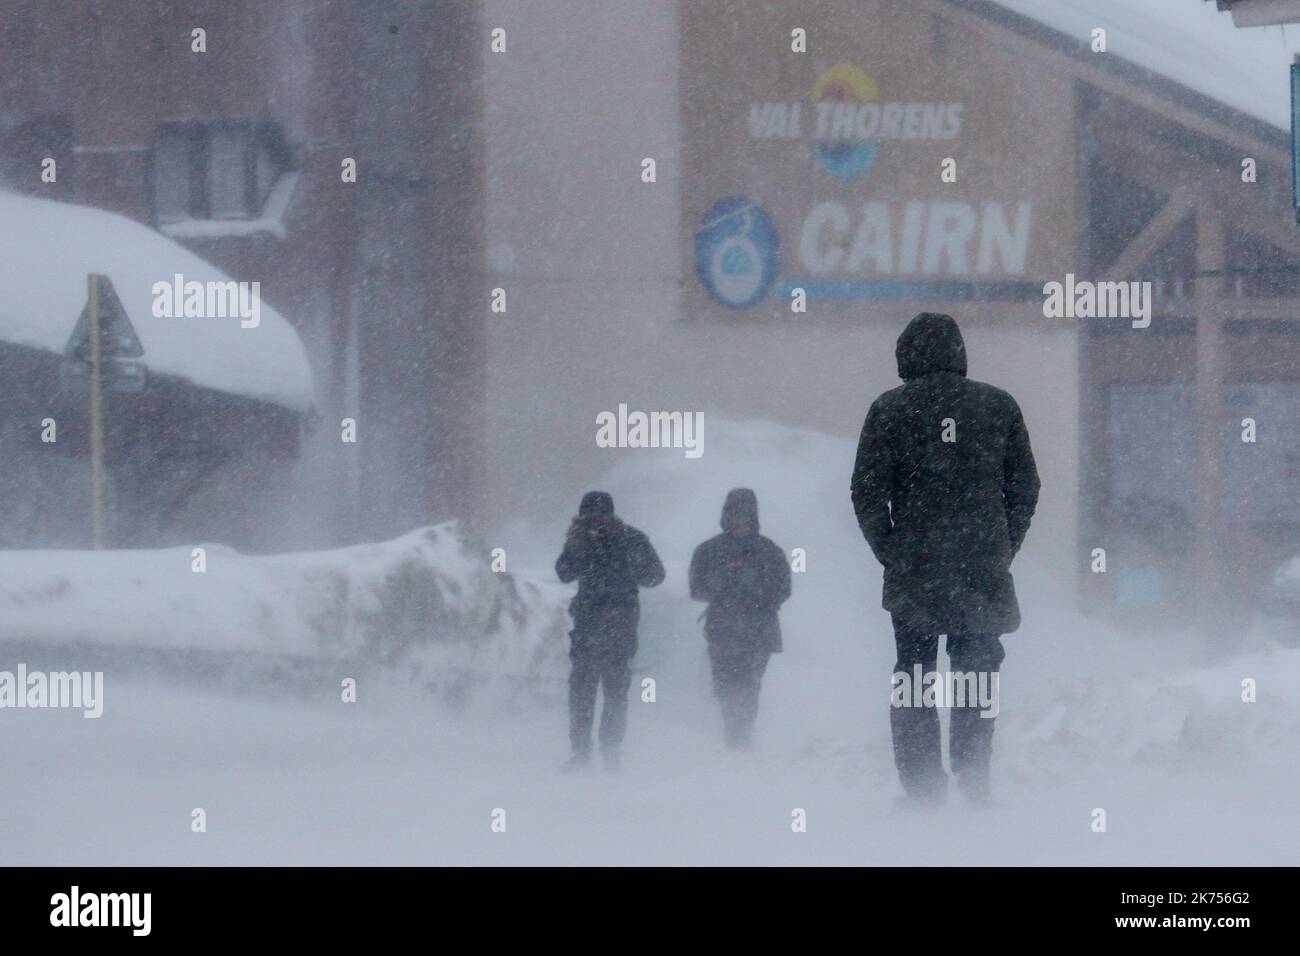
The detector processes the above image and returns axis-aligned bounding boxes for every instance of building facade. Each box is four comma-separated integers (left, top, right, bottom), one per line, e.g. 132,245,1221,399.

0,0,486,549
485,0,1300,632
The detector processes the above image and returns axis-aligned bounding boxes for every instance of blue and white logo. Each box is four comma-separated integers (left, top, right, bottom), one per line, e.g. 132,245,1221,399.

694,196,780,309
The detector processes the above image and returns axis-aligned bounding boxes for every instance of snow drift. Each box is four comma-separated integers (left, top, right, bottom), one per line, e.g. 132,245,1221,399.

0,523,568,696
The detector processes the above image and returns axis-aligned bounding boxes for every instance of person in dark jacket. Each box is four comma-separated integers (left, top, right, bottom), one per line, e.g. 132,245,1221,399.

850,313,1040,805
689,489,792,751
555,491,664,770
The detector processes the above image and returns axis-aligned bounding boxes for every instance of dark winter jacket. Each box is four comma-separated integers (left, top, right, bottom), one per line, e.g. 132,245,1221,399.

850,313,1040,634
689,489,792,654
555,496,664,648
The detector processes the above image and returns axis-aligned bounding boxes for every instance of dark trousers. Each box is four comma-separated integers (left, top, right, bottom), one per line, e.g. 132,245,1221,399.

709,644,770,750
569,644,633,757
890,616,1005,797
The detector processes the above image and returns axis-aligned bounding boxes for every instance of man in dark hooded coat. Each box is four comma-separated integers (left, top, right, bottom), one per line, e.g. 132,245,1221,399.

851,313,1039,804
555,491,664,770
689,489,792,751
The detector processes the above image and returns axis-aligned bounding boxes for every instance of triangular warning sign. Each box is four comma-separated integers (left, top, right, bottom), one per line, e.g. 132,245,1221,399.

65,274,144,361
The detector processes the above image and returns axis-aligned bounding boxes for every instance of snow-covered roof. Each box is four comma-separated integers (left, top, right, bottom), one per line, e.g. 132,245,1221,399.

983,0,1300,131
0,191,314,412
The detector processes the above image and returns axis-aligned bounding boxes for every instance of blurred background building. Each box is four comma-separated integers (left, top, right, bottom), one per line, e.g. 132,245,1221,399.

483,0,1300,634
0,0,485,550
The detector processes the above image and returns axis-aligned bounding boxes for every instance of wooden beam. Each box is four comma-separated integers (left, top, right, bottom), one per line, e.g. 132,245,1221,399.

1104,188,1197,282
1194,205,1230,640
1152,297,1300,321
1096,130,1300,256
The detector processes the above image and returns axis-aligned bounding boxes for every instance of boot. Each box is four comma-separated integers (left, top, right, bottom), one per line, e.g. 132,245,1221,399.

561,751,591,772
956,770,993,807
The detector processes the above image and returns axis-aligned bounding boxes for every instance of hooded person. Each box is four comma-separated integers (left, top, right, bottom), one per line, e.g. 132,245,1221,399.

688,488,792,751
850,313,1039,805
555,491,664,770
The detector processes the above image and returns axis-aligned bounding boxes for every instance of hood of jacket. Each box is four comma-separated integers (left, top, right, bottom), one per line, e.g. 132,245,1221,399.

720,487,760,533
896,312,968,381
579,490,615,517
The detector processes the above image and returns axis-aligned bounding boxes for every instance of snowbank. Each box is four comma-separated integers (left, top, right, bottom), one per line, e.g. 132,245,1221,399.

0,191,314,412
0,523,568,690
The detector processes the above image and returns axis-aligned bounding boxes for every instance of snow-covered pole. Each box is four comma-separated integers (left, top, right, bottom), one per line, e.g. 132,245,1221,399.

88,273,106,551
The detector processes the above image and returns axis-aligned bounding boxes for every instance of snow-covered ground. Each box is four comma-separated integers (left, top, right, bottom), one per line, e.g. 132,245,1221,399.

1,419,1296,865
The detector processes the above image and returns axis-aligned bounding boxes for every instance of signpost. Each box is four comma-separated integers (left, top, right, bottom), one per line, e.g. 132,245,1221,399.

62,273,146,549
1292,63,1300,224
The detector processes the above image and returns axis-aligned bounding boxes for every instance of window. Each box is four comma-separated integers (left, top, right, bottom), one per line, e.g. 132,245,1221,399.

152,121,293,223
1108,382,1300,527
